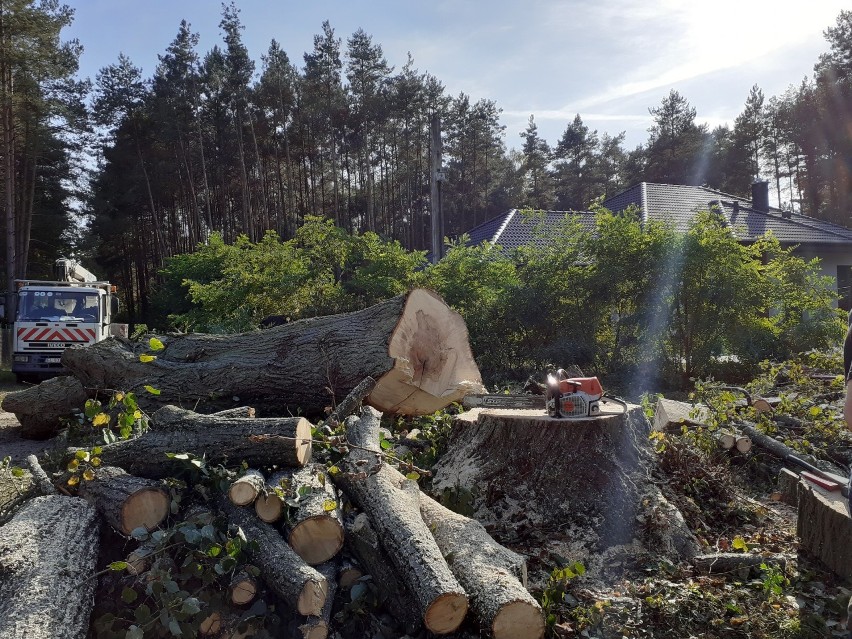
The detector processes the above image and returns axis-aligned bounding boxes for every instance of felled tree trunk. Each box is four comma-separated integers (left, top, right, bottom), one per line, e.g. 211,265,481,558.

335,407,468,635
77,465,170,535
274,464,344,566
56,289,483,418
84,406,312,478
344,512,421,634
416,480,544,639
0,375,88,439
0,495,100,639
219,498,327,616
432,406,652,547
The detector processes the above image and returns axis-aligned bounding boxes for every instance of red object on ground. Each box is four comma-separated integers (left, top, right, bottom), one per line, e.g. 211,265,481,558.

800,471,841,492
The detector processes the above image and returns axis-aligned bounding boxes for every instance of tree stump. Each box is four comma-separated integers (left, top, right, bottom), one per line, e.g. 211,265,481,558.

0,495,100,639
431,405,652,547
797,478,852,577
50,288,483,418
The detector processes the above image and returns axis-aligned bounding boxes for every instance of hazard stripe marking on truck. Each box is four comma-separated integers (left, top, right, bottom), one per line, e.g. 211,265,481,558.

17,327,95,342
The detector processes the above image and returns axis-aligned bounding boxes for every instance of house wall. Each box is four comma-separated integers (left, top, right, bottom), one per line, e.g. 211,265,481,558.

793,245,852,307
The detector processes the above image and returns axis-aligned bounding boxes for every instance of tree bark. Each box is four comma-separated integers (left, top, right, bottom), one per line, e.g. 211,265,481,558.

81,406,312,478
58,289,483,418
432,405,652,546
344,511,422,635
274,464,344,566
692,553,789,577
77,465,170,535
219,498,327,616
0,375,88,439
0,495,100,639
298,559,339,639
335,407,468,635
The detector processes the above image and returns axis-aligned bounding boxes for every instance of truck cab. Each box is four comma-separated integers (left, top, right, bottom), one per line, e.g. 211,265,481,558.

11,259,125,383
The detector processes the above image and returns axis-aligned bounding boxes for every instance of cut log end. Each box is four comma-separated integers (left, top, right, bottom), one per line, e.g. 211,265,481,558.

735,436,752,454
424,592,469,635
297,578,329,617
294,418,313,465
121,488,171,535
199,611,221,636
254,494,284,523
492,600,546,639
230,579,258,606
229,482,260,506
300,621,329,639
369,289,485,415
290,516,345,565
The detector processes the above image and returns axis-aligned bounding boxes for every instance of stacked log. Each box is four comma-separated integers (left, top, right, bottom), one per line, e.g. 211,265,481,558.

335,408,469,635
83,406,312,478
340,407,545,639
219,498,328,617
77,465,169,535
274,465,344,566
228,469,266,506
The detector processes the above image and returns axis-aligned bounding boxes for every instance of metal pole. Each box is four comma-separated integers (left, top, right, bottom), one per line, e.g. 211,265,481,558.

430,113,444,264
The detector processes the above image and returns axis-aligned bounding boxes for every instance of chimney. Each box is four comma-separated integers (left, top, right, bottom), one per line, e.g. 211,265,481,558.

732,201,739,214
751,181,769,213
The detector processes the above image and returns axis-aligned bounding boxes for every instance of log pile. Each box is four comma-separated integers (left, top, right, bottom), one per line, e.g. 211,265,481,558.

0,292,550,638
0,399,545,638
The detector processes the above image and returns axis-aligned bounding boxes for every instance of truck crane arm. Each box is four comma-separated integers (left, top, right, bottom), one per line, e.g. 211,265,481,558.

53,258,97,283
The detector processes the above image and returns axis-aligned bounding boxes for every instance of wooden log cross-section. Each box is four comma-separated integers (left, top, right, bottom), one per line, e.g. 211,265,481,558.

0,496,100,639
77,465,170,535
35,288,483,420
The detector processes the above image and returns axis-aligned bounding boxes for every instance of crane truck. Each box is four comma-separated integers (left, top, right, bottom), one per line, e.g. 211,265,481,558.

11,258,127,383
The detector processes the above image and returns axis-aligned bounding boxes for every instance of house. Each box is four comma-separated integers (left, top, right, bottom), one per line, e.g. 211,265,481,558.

463,182,852,308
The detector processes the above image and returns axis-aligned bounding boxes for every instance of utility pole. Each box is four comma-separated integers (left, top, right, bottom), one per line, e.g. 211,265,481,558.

430,113,445,264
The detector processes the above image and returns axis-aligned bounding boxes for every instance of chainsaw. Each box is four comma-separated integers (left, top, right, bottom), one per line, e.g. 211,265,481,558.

462,369,628,418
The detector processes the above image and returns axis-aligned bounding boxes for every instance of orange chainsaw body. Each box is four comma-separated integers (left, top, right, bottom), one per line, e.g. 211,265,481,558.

546,372,604,418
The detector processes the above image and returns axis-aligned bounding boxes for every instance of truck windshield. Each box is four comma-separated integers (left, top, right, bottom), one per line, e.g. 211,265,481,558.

17,290,101,322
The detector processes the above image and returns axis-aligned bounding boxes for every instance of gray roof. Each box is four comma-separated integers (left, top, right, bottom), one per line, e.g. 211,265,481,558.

604,183,852,245
464,209,597,251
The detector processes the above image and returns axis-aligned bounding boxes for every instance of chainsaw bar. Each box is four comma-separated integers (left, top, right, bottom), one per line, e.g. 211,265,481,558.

461,394,545,410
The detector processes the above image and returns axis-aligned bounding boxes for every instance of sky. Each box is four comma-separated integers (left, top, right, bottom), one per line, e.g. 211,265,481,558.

63,0,848,152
